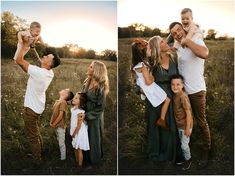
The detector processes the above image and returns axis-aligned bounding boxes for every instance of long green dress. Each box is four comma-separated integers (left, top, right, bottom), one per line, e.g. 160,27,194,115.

145,54,182,162
84,88,106,164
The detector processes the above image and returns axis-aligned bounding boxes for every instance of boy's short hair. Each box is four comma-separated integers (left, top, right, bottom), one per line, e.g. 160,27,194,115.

170,74,184,82
51,53,61,68
65,91,74,102
30,21,41,29
181,8,193,15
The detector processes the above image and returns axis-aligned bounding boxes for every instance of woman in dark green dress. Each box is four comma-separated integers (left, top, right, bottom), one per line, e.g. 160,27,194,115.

82,60,109,165
146,36,182,162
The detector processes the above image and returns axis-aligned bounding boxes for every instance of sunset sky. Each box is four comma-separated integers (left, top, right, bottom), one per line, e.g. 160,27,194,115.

118,0,235,37
2,1,117,53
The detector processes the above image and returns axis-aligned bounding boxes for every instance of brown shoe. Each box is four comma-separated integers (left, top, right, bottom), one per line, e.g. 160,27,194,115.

155,118,168,129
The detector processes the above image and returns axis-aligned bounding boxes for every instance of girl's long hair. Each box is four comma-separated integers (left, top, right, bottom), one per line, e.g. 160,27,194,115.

131,38,148,69
77,92,87,111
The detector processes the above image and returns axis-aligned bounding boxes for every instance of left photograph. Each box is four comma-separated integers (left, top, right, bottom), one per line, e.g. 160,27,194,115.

1,1,117,175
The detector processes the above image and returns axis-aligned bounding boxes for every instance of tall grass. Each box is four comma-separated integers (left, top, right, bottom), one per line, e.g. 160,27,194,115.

118,38,234,174
1,58,117,175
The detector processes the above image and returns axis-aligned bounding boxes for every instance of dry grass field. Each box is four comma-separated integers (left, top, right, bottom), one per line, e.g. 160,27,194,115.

1,58,117,175
118,38,234,175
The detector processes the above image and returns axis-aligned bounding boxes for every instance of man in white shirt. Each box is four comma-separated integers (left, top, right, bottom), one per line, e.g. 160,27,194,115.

16,43,60,166
169,22,211,168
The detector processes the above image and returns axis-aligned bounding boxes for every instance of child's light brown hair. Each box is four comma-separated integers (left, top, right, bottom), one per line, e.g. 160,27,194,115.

30,21,41,29
181,8,193,15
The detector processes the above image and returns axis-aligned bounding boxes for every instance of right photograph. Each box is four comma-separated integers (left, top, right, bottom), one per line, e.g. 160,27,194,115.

118,0,234,175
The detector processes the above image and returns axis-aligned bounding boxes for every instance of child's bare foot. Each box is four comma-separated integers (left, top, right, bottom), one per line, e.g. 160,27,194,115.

155,118,168,129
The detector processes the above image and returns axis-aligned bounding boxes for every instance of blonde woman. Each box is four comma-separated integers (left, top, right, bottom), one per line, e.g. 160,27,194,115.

146,36,182,163
82,60,109,165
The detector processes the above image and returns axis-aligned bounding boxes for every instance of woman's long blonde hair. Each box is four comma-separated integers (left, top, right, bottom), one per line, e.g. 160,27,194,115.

148,36,162,67
84,60,109,95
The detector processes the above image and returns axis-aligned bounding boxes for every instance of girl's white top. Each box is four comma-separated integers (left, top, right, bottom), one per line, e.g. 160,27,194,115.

133,62,167,107
70,107,90,150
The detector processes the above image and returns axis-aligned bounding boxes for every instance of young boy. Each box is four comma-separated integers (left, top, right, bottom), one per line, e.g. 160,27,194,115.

13,21,44,61
171,8,203,50
50,88,74,163
171,74,193,170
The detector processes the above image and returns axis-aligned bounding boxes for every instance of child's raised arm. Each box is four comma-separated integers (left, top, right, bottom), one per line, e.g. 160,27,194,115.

141,66,154,85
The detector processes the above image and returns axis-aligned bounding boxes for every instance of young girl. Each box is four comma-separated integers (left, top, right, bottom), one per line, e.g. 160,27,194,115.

70,92,90,171
13,21,44,61
132,38,170,129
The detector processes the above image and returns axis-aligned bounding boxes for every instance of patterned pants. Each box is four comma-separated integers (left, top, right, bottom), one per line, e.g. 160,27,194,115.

55,127,66,160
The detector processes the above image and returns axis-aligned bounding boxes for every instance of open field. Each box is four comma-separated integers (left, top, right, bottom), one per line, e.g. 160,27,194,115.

118,38,234,175
1,58,117,175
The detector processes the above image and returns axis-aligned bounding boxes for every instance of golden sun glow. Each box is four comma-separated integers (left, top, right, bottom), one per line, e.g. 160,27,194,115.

2,1,117,53
41,20,116,53
118,0,235,37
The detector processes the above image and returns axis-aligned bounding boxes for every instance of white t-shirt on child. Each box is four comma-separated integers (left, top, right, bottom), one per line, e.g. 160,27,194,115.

24,65,54,114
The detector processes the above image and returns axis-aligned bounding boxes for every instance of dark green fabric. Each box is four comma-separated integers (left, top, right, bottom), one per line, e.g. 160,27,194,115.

145,54,182,161
85,89,105,164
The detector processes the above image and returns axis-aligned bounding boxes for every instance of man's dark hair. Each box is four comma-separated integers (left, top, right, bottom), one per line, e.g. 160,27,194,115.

65,91,74,102
170,74,184,82
169,22,183,31
51,53,61,68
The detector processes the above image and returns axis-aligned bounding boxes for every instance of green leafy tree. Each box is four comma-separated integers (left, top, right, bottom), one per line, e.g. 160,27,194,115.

1,11,18,58
57,46,71,58
76,47,87,58
143,26,152,37
206,29,217,40
101,49,117,61
86,49,96,59
152,27,161,36
118,27,131,38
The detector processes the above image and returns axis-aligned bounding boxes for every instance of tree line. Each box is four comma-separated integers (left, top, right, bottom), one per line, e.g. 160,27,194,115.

1,11,117,61
118,23,234,40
